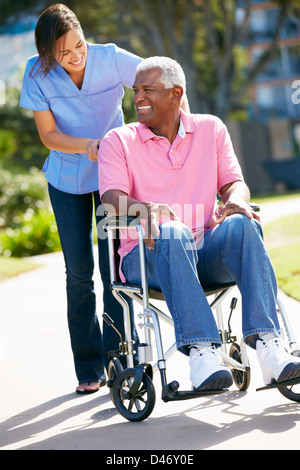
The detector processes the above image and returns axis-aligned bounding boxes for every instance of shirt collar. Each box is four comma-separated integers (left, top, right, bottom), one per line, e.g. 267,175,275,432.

178,116,186,138
179,109,197,134
137,109,197,143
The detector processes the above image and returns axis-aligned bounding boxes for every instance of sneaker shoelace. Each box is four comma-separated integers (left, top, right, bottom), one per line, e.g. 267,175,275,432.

191,346,221,365
259,338,290,362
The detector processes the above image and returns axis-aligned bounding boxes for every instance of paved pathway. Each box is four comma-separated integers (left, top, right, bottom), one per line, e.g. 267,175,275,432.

0,198,300,450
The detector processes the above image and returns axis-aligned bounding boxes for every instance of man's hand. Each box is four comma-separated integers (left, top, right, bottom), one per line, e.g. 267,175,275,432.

101,191,181,250
144,202,180,250
214,199,260,224
216,181,260,224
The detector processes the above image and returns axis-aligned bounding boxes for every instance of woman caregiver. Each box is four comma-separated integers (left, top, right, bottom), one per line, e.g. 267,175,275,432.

20,3,142,394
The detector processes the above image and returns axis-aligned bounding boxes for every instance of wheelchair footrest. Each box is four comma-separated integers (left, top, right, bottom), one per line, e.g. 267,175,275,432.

256,376,300,392
162,383,228,402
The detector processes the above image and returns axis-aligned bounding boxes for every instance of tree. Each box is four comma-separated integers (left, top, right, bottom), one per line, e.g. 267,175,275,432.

67,0,298,120
2,0,299,120
0,0,46,28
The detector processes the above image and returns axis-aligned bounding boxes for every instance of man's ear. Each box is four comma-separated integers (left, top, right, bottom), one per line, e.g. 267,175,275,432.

171,85,184,103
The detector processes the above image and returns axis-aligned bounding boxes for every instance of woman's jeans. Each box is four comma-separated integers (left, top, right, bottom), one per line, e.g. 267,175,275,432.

122,215,280,356
48,183,138,384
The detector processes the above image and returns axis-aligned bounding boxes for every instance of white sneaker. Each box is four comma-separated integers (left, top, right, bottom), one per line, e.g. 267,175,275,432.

256,337,300,385
189,345,233,390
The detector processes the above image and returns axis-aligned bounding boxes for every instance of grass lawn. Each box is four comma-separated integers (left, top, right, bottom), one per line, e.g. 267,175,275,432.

263,214,300,301
0,256,41,282
252,190,300,205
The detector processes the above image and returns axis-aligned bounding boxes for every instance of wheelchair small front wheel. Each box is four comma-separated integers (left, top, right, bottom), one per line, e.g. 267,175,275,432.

229,342,251,391
278,383,300,402
107,358,123,404
113,368,156,422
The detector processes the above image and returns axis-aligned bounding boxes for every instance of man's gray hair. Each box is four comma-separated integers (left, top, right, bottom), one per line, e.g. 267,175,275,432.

136,56,186,93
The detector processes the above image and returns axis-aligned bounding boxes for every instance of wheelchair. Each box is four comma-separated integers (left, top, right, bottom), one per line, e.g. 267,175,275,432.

101,207,300,422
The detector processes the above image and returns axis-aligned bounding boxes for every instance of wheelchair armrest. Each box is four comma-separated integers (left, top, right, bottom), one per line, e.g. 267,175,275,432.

104,215,141,230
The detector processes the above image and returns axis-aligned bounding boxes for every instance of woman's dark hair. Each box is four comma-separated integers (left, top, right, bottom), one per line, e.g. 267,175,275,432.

30,3,83,77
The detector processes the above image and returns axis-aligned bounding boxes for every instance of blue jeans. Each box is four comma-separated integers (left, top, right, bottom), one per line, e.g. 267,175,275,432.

48,184,138,383
122,215,280,356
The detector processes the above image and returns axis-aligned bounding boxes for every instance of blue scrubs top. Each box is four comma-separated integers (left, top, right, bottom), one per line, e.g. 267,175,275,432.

20,43,142,194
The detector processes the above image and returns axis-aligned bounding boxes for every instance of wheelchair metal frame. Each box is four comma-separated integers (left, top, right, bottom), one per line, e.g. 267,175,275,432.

103,215,300,421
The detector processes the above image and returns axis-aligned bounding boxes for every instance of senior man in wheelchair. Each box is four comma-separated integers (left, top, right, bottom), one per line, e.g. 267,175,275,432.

98,56,300,392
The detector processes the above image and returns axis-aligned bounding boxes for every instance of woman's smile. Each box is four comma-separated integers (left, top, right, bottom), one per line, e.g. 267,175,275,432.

69,55,85,67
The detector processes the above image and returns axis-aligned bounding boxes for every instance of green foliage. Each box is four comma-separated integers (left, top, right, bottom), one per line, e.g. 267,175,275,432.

0,0,47,27
0,255,40,281
0,168,60,258
0,208,60,257
0,84,48,171
122,88,137,124
264,213,300,301
0,167,49,229
0,129,17,160
268,243,300,302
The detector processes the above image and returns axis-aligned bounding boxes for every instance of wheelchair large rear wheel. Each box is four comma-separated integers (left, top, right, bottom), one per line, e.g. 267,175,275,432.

113,368,156,422
277,350,300,402
229,342,251,391
278,383,300,402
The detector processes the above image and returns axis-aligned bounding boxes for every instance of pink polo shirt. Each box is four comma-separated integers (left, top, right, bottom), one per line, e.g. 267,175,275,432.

99,110,244,278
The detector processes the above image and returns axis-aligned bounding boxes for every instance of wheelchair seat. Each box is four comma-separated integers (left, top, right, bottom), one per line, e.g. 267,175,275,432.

111,280,236,301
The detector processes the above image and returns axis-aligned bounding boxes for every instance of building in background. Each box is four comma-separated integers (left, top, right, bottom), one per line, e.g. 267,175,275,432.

247,1,300,124
232,0,300,192
0,20,36,84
